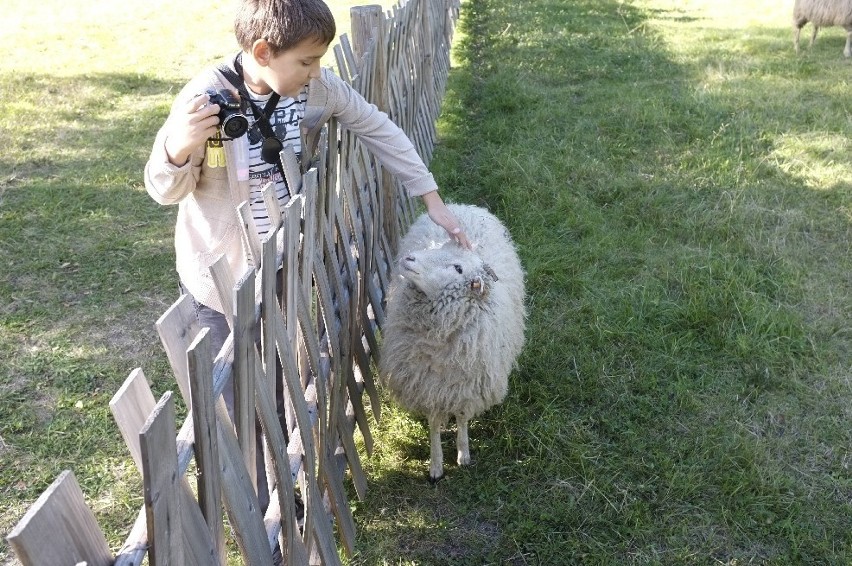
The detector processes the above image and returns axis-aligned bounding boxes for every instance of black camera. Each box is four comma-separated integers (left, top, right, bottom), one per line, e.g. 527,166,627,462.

206,89,249,139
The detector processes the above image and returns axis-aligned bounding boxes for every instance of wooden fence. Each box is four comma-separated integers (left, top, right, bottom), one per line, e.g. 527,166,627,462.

6,0,460,564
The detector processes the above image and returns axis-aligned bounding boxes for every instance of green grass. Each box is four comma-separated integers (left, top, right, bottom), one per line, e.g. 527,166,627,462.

1,0,850,564
348,0,851,564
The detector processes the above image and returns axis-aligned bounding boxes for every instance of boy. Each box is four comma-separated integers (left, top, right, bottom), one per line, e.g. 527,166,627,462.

146,0,468,321
144,0,468,510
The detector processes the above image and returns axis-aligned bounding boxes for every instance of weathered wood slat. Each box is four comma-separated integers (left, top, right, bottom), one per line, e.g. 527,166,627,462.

258,229,282,551
238,200,262,268
297,283,358,556
261,181,283,232
321,440,357,557
337,402,368,500
350,145,378,272
153,294,274,564
280,144,303,195
333,42,351,84
233,269,259,495
340,34,359,83
259,227,306,563
7,471,113,566
113,508,148,566
154,295,201,403
109,369,218,566
140,392,183,566
344,152,384,421
352,5,387,105
300,190,317,341
314,250,368,496
213,395,274,565
270,274,321,548
187,329,226,564
251,347,310,565
210,253,236,325
331,183,377,450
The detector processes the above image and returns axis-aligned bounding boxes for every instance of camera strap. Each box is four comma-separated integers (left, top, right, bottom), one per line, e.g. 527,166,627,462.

217,55,284,167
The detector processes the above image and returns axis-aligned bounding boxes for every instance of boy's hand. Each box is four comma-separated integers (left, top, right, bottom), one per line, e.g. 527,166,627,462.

163,93,222,166
421,191,472,249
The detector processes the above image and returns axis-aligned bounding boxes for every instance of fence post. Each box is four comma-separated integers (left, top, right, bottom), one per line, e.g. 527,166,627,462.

140,392,184,565
351,5,401,257
233,268,259,496
350,5,387,109
110,368,219,566
187,328,226,563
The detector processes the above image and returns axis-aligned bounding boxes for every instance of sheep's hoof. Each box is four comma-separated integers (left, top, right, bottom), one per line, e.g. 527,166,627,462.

428,472,445,485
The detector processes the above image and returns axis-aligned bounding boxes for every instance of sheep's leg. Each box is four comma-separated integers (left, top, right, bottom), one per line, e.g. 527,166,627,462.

428,413,445,482
456,413,471,466
810,25,818,48
843,27,852,58
794,25,803,54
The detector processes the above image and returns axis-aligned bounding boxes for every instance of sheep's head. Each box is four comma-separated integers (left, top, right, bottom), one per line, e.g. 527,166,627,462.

397,245,499,304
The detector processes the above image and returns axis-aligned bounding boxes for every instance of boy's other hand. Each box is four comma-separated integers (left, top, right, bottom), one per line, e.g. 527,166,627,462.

421,191,472,249
163,93,222,166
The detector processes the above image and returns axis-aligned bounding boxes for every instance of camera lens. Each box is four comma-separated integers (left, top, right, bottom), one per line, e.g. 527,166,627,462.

221,114,249,138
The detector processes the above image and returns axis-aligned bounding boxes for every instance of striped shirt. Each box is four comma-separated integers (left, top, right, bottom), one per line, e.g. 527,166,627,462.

245,89,306,237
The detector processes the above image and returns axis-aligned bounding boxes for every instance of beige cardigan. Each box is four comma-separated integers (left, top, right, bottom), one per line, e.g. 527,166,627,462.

145,60,436,313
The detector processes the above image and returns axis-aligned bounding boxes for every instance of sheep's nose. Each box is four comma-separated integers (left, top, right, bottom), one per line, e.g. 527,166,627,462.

405,256,415,262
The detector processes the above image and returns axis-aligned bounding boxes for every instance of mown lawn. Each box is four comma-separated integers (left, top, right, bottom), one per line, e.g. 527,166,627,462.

1,0,850,564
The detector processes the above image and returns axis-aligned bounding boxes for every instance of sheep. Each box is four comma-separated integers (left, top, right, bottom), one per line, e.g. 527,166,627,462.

379,204,526,482
793,0,852,57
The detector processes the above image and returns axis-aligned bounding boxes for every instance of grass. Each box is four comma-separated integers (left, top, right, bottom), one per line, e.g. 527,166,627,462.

347,0,851,564
1,0,850,564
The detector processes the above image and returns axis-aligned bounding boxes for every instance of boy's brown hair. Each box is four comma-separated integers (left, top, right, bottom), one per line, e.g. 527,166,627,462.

234,0,336,54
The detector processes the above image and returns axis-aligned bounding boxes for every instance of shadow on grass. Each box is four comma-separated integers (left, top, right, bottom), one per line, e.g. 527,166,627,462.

0,72,179,181
0,71,186,558
354,0,851,564
0,71,181,305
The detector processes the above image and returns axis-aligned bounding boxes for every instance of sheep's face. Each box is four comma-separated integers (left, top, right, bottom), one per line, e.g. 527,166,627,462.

397,246,497,302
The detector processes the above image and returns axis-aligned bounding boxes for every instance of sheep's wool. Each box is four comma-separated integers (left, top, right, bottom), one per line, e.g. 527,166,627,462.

380,204,526,421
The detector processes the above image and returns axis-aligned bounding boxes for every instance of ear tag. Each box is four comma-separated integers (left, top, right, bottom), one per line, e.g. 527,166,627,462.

483,264,499,281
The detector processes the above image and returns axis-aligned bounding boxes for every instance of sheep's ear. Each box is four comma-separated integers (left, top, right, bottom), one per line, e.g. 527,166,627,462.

483,264,499,282
470,276,486,295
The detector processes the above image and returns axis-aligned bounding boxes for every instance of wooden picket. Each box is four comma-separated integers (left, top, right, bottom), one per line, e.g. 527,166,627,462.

7,1,461,564
6,471,113,566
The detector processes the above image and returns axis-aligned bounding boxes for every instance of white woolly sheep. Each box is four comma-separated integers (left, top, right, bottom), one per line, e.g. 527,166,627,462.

379,204,526,482
793,0,852,57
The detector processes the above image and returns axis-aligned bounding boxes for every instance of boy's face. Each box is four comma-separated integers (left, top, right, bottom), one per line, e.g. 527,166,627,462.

264,37,329,98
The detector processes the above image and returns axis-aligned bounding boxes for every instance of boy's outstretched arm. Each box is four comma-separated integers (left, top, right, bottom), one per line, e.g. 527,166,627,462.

421,190,472,249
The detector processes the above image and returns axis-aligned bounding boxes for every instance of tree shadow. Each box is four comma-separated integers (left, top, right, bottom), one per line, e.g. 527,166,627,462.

357,0,851,563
